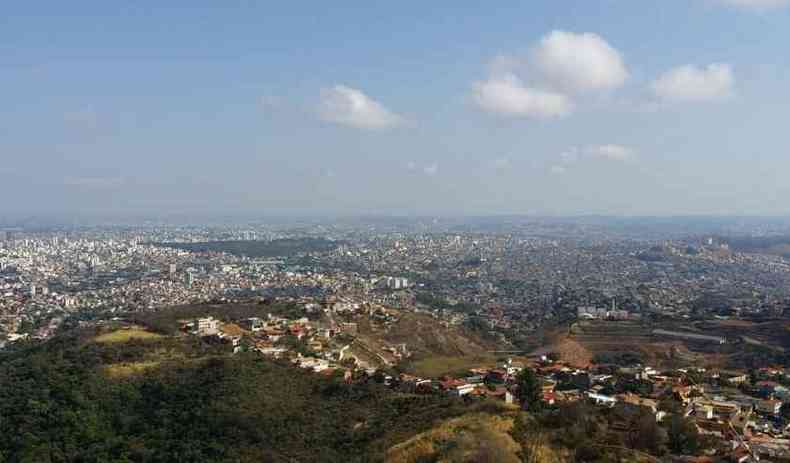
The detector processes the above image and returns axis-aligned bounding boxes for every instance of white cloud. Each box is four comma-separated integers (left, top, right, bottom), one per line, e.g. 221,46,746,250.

472,74,573,118
406,161,417,171
493,158,511,169
318,85,403,130
715,0,790,10
651,64,734,102
533,30,629,93
473,30,627,118
423,163,439,176
587,144,635,161
550,165,568,175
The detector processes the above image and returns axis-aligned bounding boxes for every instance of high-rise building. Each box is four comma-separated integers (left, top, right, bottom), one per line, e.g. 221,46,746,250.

184,271,194,289
169,263,177,277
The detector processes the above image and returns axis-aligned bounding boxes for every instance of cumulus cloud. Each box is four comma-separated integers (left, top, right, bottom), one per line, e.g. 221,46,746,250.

472,74,573,118
318,85,403,130
492,158,511,169
473,30,627,118
715,0,790,9
651,64,734,102
550,165,568,175
533,30,629,93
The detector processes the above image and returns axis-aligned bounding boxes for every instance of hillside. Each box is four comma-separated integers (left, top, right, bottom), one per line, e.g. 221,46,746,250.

352,310,501,377
386,410,523,463
0,324,490,462
359,311,496,357
0,315,674,463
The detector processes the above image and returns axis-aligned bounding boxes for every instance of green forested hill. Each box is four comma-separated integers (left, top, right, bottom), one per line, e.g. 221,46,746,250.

0,329,471,463
0,326,678,463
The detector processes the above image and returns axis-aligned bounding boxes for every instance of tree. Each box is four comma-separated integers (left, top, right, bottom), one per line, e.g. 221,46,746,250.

658,397,682,415
667,415,700,455
371,369,386,384
628,412,667,456
574,441,602,462
515,368,543,413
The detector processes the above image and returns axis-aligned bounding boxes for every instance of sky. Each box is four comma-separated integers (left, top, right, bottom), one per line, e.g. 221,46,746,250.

2,0,790,218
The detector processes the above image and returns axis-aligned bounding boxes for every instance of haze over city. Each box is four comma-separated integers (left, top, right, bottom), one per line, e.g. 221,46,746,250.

3,1,790,218
8,3,790,462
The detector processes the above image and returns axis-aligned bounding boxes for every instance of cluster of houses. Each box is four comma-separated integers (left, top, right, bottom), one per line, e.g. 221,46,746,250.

178,307,790,461
184,313,330,358
507,361,790,460
374,357,790,461
181,305,408,376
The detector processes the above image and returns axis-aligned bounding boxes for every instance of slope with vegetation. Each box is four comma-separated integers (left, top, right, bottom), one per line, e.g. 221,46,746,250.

354,310,500,378
386,407,523,463
0,324,497,462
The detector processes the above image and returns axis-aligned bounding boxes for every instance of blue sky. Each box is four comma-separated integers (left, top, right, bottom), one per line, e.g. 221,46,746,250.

2,1,789,218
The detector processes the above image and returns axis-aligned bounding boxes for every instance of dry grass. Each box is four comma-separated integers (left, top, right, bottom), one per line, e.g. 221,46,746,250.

550,336,593,368
94,327,164,344
386,413,524,463
220,322,247,337
103,361,161,378
403,355,496,378
358,310,497,359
